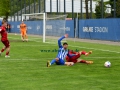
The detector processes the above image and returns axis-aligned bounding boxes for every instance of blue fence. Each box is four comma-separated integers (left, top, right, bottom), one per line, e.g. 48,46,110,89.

9,18,120,41
10,20,75,38
10,21,43,35
0,21,1,26
79,19,120,41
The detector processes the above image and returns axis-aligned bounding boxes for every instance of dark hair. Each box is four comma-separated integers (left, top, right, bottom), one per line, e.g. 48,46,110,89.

63,42,68,45
2,19,7,24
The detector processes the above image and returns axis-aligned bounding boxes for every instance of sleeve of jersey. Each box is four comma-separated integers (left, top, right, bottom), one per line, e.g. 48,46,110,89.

58,36,65,48
1,27,5,31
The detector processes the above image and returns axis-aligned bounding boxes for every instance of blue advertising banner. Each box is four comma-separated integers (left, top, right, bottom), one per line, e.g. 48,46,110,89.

79,19,120,41
65,20,74,38
10,21,43,35
9,20,75,38
0,21,2,26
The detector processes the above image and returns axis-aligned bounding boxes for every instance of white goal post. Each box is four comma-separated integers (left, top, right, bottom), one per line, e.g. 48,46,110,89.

22,13,46,43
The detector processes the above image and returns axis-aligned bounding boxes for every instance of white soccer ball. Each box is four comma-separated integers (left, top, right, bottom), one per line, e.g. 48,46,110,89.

104,61,111,67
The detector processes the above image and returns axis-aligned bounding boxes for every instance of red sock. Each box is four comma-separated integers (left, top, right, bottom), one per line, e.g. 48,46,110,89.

6,52,9,55
81,51,87,55
1,48,5,52
80,60,86,63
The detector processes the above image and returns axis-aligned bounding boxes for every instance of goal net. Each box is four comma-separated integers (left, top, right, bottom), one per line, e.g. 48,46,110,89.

22,13,67,43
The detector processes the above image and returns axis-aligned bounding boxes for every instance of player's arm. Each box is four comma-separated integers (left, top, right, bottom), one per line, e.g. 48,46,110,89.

67,53,76,58
58,34,68,48
67,50,78,57
19,24,22,32
0,27,5,31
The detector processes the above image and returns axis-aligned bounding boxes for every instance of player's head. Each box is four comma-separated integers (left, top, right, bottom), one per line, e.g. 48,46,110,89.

2,19,7,27
63,42,68,49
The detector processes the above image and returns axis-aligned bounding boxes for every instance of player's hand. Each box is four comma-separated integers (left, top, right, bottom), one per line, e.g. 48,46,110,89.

64,34,68,38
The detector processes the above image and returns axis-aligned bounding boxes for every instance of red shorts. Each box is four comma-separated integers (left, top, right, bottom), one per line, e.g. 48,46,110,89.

66,54,80,63
2,40,10,48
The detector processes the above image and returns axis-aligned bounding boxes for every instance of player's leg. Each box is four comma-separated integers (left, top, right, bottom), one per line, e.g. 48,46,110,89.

55,58,65,65
23,31,26,41
24,30,28,41
66,54,80,63
56,58,74,66
47,58,59,67
0,46,6,56
4,40,10,57
21,31,24,41
20,30,23,41
79,51,92,56
1,40,10,57
65,56,70,62
65,62,74,66
5,46,10,57
77,59,93,64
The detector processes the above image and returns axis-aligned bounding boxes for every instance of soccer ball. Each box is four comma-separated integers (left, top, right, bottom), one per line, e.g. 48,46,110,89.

104,61,111,67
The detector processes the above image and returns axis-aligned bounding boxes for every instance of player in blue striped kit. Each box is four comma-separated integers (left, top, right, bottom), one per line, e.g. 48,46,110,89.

47,34,75,67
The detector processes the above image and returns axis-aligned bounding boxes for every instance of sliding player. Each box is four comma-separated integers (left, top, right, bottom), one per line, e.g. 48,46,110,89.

0,19,10,57
47,34,75,67
20,21,28,42
66,50,93,64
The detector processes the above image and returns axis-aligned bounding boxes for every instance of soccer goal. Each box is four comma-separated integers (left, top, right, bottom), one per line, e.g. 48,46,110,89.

22,13,67,43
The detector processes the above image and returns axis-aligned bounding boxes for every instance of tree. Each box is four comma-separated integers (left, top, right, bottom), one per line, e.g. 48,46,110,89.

85,0,89,19
95,2,102,18
109,0,120,18
116,0,120,17
84,0,100,19
95,1,107,18
0,0,10,20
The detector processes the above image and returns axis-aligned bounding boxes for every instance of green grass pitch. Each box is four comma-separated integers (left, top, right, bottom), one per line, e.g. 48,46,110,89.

0,34,120,90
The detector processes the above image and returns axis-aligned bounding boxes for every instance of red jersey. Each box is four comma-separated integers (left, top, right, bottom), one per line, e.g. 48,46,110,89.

66,50,80,63
0,26,8,41
68,50,77,54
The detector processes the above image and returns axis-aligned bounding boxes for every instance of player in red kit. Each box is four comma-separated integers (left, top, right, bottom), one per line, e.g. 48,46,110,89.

0,19,10,58
66,50,93,64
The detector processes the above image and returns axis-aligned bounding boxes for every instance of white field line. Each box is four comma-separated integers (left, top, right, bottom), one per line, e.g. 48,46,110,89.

0,58,52,61
9,37,59,44
0,56,120,61
11,45,56,47
69,45,120,54
8,37,120,54
0,57,120,61
8,36,42,40
85,57,120,59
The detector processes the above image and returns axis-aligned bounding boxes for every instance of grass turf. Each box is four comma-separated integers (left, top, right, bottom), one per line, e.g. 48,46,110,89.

0,34,120,90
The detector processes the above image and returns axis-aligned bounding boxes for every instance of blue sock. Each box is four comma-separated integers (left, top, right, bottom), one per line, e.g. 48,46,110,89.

50,59,56,65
